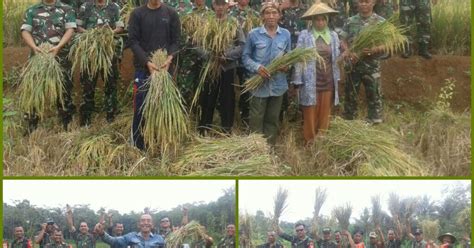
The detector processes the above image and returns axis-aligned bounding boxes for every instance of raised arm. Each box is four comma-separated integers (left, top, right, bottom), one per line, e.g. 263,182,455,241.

66,205,76,232
181,207,189,226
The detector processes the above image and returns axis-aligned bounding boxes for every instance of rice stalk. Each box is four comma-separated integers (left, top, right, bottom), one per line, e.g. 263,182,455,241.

333,203,352,231
171,133,285,176
69,27,115,83
272,187,289,229
239,213,253,248
371,195,382,226
420,219,440,242
349,16,407,58
314,117,425,176
141,50,189,156
3,0,31,46
166,221,209,248
120,0,139,28
189,15,238,107
388,193,401,219
243,13,261,34
311,187,327,237
242,48,323,94
18,43,65,119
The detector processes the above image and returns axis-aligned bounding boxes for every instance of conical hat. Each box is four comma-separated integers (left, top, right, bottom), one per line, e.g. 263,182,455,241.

301,0,338,20
438,233,457,243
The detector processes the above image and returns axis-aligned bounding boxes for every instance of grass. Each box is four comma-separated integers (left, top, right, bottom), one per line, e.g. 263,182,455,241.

18,43,65,119
431,0,471,55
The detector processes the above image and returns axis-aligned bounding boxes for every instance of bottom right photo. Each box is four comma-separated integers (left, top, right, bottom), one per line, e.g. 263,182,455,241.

239,180,471,248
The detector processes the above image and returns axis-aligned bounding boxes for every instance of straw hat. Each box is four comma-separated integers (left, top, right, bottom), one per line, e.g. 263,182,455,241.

438,233,457,244
301,0,338,20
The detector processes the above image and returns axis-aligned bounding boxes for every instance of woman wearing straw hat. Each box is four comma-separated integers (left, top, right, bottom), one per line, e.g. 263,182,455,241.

291,0,340,145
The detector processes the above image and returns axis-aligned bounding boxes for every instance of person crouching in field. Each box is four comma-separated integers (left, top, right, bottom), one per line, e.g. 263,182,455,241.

76,0,124,126
291,0,341,145
242,3,291,145
21,0,76,132
341,0,385,124
127,0,181,150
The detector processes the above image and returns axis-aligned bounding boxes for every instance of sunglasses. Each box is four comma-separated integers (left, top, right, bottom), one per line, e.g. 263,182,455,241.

296,229,305,232
161,220,169,223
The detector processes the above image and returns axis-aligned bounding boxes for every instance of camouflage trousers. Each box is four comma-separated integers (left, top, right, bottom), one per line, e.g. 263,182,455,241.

25,50,75,129
399,0,431,45
343,70,383,122
374,3,394,19
79,56,119,121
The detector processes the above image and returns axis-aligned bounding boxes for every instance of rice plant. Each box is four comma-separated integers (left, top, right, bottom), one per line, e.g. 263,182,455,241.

243,48,323,94
420,219,440,243
120,0,140,28
333,203,352,231
311,187,327,237
272,187,289,229
69,27,116,82
166,221,209,248
243,13,261,34
141,50,189,156
18,43,65,119
171,134,284,176
431,0,471,55
3,0,33,46
349,16,407,58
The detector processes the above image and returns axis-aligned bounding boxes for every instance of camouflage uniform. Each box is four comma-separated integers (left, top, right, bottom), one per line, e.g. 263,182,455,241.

44,243,70,248
318,240,337,248
217,235,236,248
21,0,77,131
70,231,96,248
347,0,358,17
76,1,124,125
38,233,53,248
279,234,314,248
10,238,31,248
328,0,347,36
399,0,432,58
280,4,307,49
61,0,91,11
373,0,394,19
341,13,385,123
256,242,284,248
229,5,260,127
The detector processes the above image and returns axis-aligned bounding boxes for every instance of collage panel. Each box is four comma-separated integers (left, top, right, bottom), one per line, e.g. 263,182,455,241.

239,180,471,248
3,180,236,248
3,0,470,177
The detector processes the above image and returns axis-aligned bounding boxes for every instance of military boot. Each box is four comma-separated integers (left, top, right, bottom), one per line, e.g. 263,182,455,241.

418,43,432,59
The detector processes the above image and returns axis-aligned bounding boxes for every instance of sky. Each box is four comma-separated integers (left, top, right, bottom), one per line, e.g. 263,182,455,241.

3,180,235,214
239,180,471,222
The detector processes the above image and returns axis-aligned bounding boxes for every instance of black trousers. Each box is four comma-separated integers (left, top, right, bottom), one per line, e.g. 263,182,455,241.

198,68,236,133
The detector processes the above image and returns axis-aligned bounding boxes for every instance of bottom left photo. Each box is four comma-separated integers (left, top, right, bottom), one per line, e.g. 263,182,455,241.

3,180,236,248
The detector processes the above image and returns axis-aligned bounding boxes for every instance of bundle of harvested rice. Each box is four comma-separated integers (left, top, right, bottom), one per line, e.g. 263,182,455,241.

181,13,204,36
349,16,407,57
189,15,238,107
311,187,327,237
420,219,440,243
388,193,401,219
171,134,284,176
120,0,138,28
273,187,289,229
239,213,253,248
314,117,425,176
18,43,65,119
69,27,115,82
242,48,323,94
371,195,382,226
243,13,261,34
166,221,209,248
141,50,189,155
333,203,352,231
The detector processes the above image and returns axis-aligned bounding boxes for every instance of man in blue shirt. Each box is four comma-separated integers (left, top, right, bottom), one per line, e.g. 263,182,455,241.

94,214,165,248
242,2,291,145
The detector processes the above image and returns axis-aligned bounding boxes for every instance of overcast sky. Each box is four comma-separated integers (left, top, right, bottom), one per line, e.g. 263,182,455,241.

239,180,470,222
3,180,235,213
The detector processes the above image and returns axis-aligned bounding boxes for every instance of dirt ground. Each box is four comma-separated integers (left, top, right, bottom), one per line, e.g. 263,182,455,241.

3,47,471,111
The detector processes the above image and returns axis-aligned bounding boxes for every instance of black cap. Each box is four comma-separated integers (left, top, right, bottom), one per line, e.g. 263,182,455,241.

322,227,331,233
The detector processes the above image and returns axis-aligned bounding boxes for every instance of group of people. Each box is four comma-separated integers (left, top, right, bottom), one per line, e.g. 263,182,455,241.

252,222,470,248
8,207,236,248
20,0,436,149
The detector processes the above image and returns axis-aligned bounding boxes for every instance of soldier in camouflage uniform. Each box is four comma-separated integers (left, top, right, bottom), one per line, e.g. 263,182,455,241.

341,0,385,124
217,224,236,248
11,227,32,248
75,0,124,125
278,223,314,248
21,0,77,131
44,230,71,248
347,0,358,17
66,206,97,248
399,0,432,59
316,228,337,248
256,231,284,248
229,0,259,128
35,220,57,248
373,0,394,19
61,0,90,12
